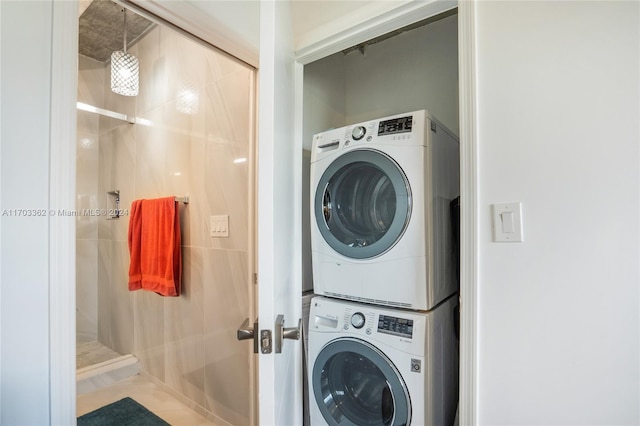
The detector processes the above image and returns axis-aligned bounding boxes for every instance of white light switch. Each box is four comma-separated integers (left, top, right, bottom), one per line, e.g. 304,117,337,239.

500,211,515,233
210,215,229,238
492,203,523,242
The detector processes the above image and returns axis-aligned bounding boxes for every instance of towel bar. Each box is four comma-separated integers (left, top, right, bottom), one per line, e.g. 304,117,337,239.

175,196,189,204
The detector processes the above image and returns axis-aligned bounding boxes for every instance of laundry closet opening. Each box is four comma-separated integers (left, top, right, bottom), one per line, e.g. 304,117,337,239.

301,8,460,425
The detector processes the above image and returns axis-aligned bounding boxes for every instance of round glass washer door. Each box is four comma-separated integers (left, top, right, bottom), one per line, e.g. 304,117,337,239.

312,337,411,426
314,149,411,259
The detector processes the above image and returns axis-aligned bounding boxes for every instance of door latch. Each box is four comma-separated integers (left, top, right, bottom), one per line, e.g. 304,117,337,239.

260,329,272,354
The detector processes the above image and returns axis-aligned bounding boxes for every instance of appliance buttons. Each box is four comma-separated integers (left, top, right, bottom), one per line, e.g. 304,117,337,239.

351,126,366,141
350,312,366,329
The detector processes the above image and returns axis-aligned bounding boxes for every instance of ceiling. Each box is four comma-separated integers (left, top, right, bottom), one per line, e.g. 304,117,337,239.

78,0,155,63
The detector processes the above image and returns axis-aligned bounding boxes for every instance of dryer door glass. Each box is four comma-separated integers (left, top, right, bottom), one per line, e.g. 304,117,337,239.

315,149,411,259
312,338,410,426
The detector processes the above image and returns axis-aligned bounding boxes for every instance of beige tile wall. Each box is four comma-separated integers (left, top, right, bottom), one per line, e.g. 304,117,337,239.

76,23,254,425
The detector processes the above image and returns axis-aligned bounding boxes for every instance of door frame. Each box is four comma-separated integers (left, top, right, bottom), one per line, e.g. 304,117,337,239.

49,1,478,425
49,1,79,423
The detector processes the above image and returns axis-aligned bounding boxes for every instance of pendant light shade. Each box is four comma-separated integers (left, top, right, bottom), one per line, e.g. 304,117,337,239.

111,51,139,96
111,9,139,96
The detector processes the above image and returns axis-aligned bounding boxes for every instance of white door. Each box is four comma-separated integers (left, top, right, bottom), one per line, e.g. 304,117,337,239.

257,0,303,425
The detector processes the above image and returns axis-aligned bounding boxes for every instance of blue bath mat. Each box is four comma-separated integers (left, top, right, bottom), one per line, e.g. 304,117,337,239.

77,397,170,426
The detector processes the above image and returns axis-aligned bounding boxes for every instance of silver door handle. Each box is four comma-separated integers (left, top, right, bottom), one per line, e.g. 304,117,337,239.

274,314,301,354
237,318,259,354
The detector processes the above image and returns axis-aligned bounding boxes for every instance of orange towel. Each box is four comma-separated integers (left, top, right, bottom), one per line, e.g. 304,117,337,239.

128,197,182,297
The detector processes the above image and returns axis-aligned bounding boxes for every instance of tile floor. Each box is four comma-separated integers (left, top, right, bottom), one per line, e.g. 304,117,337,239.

77,375,219,425
77,341,220,426
77,341,122,369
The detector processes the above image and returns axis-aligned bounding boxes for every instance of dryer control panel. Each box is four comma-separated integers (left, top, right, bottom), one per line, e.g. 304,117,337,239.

310,110,429,164
378,115,413,136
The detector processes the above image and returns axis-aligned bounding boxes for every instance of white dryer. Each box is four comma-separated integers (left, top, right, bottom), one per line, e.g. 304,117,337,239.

308,296,459,426
310,110,459,311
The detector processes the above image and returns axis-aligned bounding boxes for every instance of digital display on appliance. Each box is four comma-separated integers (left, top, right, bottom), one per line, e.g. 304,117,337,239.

378,116,413,136
378,315,413,338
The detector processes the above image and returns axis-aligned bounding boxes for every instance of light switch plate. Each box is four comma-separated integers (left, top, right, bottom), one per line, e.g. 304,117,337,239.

492,202,523,242
210,215,229,238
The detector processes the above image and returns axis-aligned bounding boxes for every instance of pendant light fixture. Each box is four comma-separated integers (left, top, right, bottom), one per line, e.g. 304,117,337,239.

111,8,139,96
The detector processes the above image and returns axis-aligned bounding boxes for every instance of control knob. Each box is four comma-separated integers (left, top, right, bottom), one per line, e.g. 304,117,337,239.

351,312,366,329
351,126,366,141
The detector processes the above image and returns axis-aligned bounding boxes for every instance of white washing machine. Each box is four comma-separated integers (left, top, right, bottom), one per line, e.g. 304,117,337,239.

310,110,459,311
308,296,459,426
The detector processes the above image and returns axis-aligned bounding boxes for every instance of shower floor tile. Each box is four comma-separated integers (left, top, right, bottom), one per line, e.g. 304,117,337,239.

77,341,122,369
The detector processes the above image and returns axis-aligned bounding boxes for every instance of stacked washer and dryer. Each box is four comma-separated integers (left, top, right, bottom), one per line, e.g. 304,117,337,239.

307,110,460,425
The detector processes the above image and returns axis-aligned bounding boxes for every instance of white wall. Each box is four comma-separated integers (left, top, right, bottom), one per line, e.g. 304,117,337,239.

344,13,458,134
475,1,639,424
303,52,347,149
184,0,259,52
291,0,414,52
0,1,53,424
132,0,260,67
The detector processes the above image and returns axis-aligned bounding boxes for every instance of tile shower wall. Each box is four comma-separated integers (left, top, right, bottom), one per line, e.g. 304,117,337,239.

76,24,254,426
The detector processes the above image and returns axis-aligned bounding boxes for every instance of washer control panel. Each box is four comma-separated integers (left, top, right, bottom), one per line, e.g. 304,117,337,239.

310,296,435,353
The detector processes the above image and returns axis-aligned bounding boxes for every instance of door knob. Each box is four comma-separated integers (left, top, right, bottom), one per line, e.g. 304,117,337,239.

274,314,301,354
237,318,259,354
